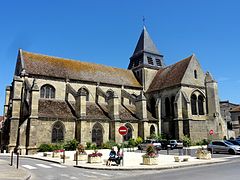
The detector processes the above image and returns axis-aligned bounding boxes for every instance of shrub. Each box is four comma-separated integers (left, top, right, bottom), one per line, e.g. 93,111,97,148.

52,143,64,151
85,142,97,150
101,140,117,149
128,138,136,147
181,135,192,147
77,144,87,154
38,144,53,152
63,139,79,151
135,136,143,146
142,145,158,158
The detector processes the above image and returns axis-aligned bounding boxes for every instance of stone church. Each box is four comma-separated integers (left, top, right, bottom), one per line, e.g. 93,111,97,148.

1,27,227,154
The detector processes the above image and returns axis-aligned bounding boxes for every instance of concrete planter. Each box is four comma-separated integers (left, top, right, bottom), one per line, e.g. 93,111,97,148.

142,157,158,165
74,153,87,161
87,156,102,163
196,152,211,160
52,152,61,158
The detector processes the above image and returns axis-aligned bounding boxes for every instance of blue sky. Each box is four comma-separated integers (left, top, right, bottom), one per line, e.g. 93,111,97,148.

0,0,240,115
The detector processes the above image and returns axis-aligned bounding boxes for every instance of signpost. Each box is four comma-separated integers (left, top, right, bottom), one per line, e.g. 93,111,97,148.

209,129,214,154
118,126,128,136
209,129,214,135
118,125,128,166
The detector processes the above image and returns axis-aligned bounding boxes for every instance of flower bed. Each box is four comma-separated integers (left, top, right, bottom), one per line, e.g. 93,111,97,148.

142,145,159,165
87,150,103,163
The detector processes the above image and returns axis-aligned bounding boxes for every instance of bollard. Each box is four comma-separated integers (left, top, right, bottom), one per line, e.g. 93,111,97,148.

63,149,65,164
16,152,19,169
166,145,171,155
10,151,13,166
178,148,183,156
76,151,78,166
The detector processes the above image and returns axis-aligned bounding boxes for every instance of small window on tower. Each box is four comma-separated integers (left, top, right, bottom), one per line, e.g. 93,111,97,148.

147,56,153,65
156,59,162,66
194,70,197,79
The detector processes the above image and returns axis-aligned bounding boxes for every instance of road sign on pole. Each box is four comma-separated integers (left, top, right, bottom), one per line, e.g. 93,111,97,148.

118,126,128,136
209,129,214,135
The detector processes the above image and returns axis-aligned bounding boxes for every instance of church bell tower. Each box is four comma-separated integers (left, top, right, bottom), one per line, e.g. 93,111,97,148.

128,26,165,91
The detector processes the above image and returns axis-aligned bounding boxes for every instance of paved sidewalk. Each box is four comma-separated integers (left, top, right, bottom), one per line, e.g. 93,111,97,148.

23,149,228,170
0,158,31,180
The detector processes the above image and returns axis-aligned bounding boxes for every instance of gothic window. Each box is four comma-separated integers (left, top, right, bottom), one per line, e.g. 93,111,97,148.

40,84,55,99
198,95,204,115
171,96,175,117
150,125,156,136
52,121,65,143
165,97,171,117
124,123,133,141
150,97,156,118
92,123,103,146
78,87,90,101
194,70,198,79
105,90,114,102
156,59,162,66
147,56,154,65
191,94,197,115
129,94,137,105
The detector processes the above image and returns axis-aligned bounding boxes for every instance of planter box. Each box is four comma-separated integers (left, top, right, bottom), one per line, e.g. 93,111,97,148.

87,156,102,163
74,153,87,161
142,157,158,165
60,154,70,159
196,153,211,160
52,152,61,158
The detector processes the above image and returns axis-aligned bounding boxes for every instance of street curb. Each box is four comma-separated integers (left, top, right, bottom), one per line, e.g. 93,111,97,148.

73,160,228,171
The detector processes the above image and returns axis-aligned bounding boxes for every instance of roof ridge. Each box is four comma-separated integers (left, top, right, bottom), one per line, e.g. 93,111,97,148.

22,49,133,73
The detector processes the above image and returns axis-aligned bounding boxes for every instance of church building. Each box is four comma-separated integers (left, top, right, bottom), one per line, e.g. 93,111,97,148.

1,27,227,154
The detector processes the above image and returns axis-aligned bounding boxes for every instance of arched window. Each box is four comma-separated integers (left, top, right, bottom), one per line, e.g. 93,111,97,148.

198,95,204,115
194,70,198,79
105,90,114,102
150,97,156,118
171,96,175,117
124,123,133,141
150,125,156,136
52,121,65,143
191,94,197,115
165,97,171,117
40,84,55,99
92,123,103,146
79,87,89,101
129,94,137,105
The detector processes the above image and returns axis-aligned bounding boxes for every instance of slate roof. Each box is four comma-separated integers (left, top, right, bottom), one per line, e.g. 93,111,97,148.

38,99,75,119
38,99,156,121
147,55,193,92
133,26,160,56
20,50,141,88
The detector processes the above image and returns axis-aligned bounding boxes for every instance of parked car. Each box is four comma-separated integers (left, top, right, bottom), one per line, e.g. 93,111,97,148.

138,139,161,151
207,140,240,155
226,139,240,146
169,140,183,149
158,140,169,150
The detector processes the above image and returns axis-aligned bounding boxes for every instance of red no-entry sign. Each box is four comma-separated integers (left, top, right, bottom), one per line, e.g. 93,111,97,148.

209,129,214,135
118,126,128,136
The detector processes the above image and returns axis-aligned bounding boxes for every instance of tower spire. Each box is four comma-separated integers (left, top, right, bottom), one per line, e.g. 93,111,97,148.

128,26,165,70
